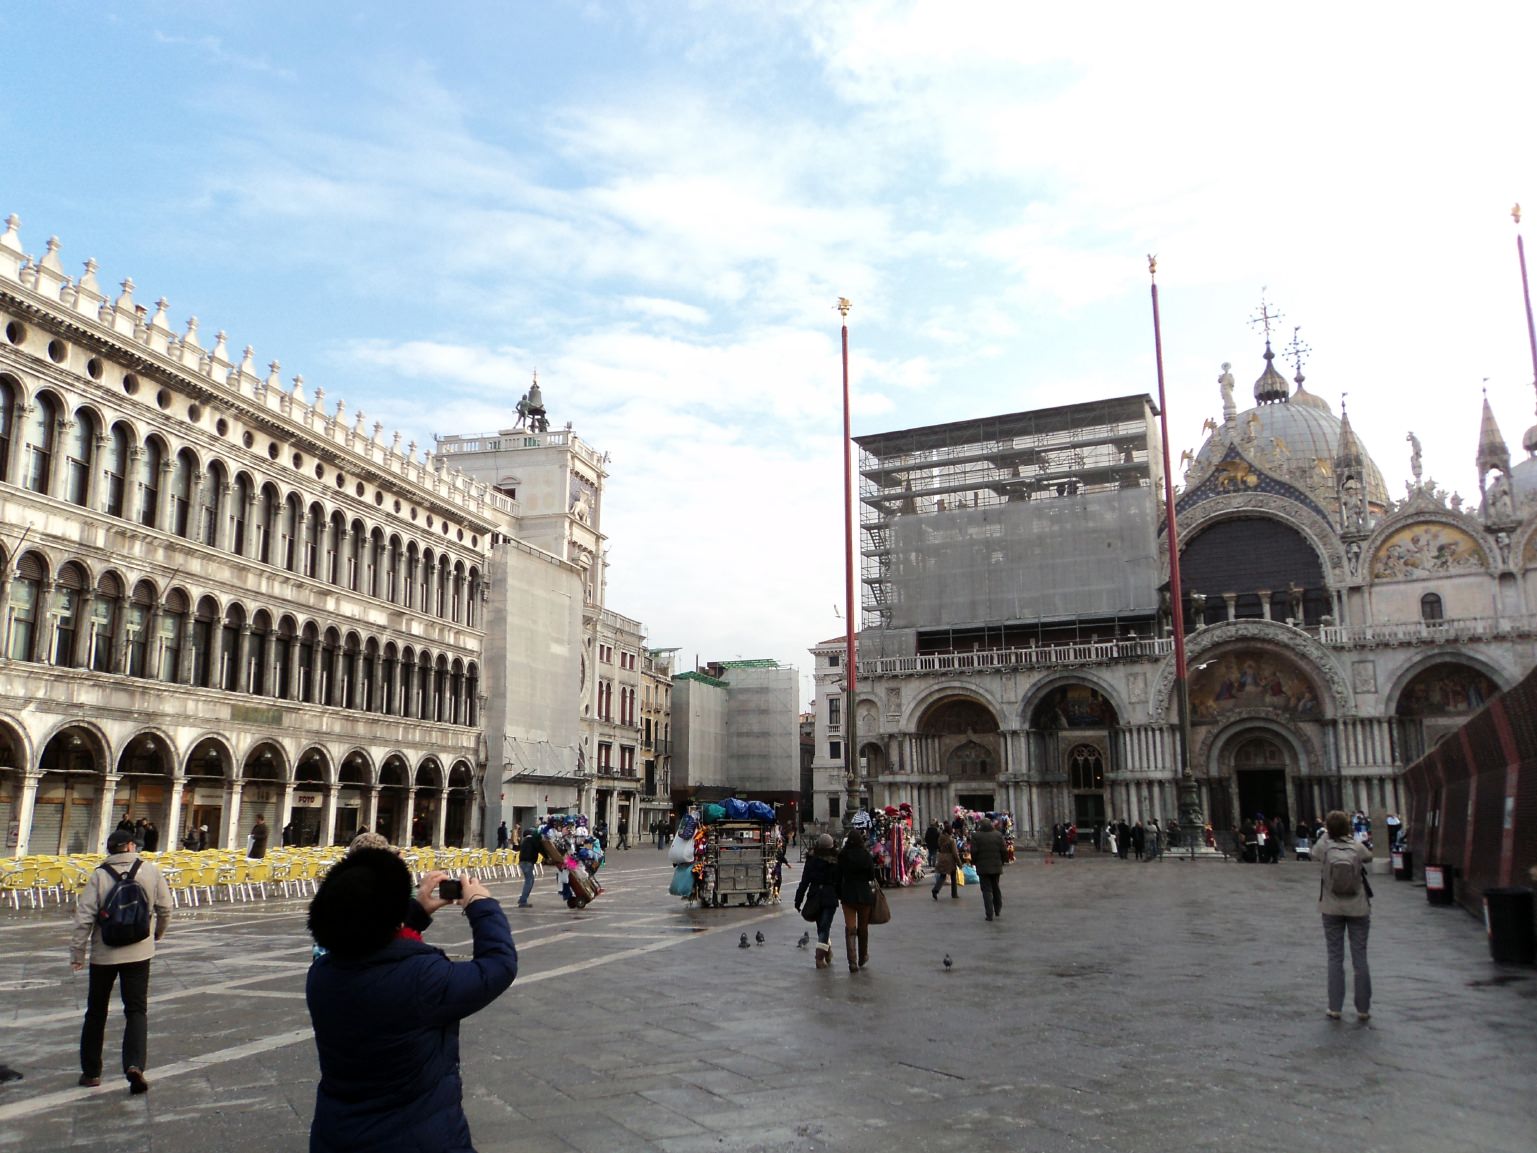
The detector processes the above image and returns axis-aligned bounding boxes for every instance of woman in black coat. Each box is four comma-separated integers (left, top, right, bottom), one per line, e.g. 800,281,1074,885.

836,829,878,973
793,834,841,969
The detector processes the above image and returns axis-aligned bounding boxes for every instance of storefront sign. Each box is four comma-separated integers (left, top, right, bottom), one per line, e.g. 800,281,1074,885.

291,792,324,808
193,788,224,805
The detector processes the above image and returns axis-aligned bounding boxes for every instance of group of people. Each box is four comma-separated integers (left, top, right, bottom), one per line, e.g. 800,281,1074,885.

54,802,1380,1152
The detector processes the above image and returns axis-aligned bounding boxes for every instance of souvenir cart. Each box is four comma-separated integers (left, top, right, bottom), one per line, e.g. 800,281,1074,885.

870,804,926,886
675,798,778,907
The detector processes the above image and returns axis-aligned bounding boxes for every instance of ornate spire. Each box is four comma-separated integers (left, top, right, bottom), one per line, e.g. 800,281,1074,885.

1335,396,1364,474
1477,390,1511,479
1248,293,1289,404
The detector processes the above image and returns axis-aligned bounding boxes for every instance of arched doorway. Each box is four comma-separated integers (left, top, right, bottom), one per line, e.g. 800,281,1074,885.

377,755,409,844
35,727,107,855
183,739,230,849
445,761,474,847
290,749,330,846
1,721,27,852
337,752,372,841
1231,733,1291,828
917,696,1001,814
114,733,175,849
1030,683,1118,828
413,759,443,846
238,743,286,851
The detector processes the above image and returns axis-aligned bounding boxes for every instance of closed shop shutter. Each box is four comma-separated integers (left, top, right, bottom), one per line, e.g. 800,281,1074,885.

30,789,65,855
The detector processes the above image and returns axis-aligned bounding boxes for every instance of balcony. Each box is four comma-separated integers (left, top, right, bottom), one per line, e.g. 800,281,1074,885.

858,637,1173,678
1317,615,1537,648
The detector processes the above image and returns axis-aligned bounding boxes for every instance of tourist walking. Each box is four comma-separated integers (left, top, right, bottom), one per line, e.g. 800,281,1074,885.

1316,809,1373,1021
70,827,173,1094
617,816,629,849
1147,818,1162,861
794,834,841,969
924,820,941,867
496,821,508,850
516,824,542,907
931,826,960,900
1131,821,1146,861
970,818,1006,922
837,830,878,972
306,850,518,1152
1117,819,1130,860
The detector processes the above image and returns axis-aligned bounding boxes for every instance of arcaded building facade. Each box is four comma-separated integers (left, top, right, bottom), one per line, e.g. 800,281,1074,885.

822,344,1537,841
0,216,507,856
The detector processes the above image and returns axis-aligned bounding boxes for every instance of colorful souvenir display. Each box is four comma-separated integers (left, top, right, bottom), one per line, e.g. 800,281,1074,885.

868,803,926,886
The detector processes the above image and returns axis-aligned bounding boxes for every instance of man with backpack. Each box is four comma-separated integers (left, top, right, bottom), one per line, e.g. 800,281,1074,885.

69,827,173,1094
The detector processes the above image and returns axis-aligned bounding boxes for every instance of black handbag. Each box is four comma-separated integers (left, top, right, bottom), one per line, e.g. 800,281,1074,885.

800,889,823,922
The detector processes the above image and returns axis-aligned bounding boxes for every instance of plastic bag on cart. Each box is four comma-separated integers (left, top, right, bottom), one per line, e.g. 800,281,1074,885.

702,803,727,824
668,834,695,865
746,800,775,822
670,864,695,897
723,798,752,820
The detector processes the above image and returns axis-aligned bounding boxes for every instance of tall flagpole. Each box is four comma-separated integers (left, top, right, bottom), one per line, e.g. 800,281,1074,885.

839,298,860,826
1515,205,1537,406
1148,257,1203,838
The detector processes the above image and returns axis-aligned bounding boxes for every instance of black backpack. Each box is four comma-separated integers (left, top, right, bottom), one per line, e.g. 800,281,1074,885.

96,860,152,947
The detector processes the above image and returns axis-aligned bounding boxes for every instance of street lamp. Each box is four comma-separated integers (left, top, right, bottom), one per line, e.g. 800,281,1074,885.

839,298,860,829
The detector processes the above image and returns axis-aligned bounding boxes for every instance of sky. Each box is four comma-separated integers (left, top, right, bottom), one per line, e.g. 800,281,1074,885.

5,1,1537,707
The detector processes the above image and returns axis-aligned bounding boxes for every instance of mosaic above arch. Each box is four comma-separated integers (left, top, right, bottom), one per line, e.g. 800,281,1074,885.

1394,664,1498,717
1371,522,1486,581
1189,648,1324,722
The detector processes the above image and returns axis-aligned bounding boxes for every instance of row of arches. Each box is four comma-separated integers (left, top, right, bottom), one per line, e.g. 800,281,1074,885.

0,375,484,625
0,720,479,855
1,546,481,725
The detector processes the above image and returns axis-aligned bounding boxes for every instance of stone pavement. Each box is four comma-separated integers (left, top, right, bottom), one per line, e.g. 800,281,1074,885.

1,845,1533,1153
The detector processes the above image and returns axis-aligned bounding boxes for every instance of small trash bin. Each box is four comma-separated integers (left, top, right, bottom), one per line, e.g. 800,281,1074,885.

1394,848,1413,881
1482,887,1536,965
1425,863,1455,906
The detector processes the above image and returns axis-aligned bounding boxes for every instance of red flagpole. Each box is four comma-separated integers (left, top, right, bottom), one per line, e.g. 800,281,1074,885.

1149,259,1200,825
839,298,859,822
1515,205,1537,398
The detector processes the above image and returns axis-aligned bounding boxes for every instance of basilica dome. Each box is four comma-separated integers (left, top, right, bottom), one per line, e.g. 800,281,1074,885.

1192,346,1391,510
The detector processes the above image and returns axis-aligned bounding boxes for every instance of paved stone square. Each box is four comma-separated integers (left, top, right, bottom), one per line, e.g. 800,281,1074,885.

1,848,1533,1153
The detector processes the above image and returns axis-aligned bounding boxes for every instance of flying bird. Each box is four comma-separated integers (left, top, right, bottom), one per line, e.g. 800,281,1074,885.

943,954,953,971
797,932,810,949
755,931,766,946
738,933,751,949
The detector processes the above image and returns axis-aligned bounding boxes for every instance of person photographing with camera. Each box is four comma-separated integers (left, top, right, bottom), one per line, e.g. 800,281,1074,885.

305,849,517,1153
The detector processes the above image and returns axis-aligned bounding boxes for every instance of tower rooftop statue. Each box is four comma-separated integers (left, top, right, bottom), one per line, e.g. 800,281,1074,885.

515,370,549,433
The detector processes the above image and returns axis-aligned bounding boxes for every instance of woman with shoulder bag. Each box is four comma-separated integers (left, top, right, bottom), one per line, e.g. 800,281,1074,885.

1317,809,1373,1021
836,830,878,973
794,834,841,969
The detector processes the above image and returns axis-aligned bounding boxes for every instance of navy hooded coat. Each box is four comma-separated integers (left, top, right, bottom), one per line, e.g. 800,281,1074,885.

306,898,517,1153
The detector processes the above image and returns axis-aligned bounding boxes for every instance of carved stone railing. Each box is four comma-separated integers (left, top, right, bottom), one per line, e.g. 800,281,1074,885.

858,637,1174,678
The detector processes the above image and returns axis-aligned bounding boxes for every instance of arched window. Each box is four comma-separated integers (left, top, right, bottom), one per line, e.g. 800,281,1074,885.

348,519,365,591
366,528,383,598
466,662,480,726
231,474,252,556
386,536,402,603
6,551,45,661
435,655,450,721
137,439,162,527
22,393,56,493
306,505,325,578
1420,592,1444,623
219,603,243,691
274,617,297,699
340,633,360,709
282,495,302,571
248,610,271,696
90,572,121,673
256,485,278,564
52,563,87,667
360,638,379,711
451,562,465,623
404,544,419,609
190,597,218,688
201,461,226,547
102,424,130,517
1068,744,1106,791
326,513,345,585
64,410,94,505
400,647,416,719
298,624,319,703
124,581,155,677
0,376,14,480
320,628,341,706
381,643,399,715
169,450,195,537
158,589,189,683
466,567,480,627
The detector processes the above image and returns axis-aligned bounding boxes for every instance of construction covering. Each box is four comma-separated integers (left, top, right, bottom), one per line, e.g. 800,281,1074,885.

857,396,1162,631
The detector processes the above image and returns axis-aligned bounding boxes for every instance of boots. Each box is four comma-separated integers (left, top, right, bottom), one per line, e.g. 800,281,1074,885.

845,927,860,972
814,942,831,969
857,927,869,970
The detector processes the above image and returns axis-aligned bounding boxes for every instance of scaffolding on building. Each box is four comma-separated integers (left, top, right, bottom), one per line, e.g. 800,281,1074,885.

855,395,1165,635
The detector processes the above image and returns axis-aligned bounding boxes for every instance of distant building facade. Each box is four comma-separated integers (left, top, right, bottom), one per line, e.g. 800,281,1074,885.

839,353,1537,841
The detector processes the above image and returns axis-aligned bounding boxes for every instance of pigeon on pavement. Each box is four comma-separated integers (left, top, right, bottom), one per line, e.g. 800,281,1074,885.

739,933,751,949
755,931,766,945
943,953,953,971
797,932,810,949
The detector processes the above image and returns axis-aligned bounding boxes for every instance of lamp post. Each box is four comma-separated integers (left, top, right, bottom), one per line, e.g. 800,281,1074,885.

839,298,861,828
1148,258,1203,837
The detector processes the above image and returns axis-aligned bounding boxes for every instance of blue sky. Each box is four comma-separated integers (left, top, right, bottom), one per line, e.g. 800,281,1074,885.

5,2,1537,703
